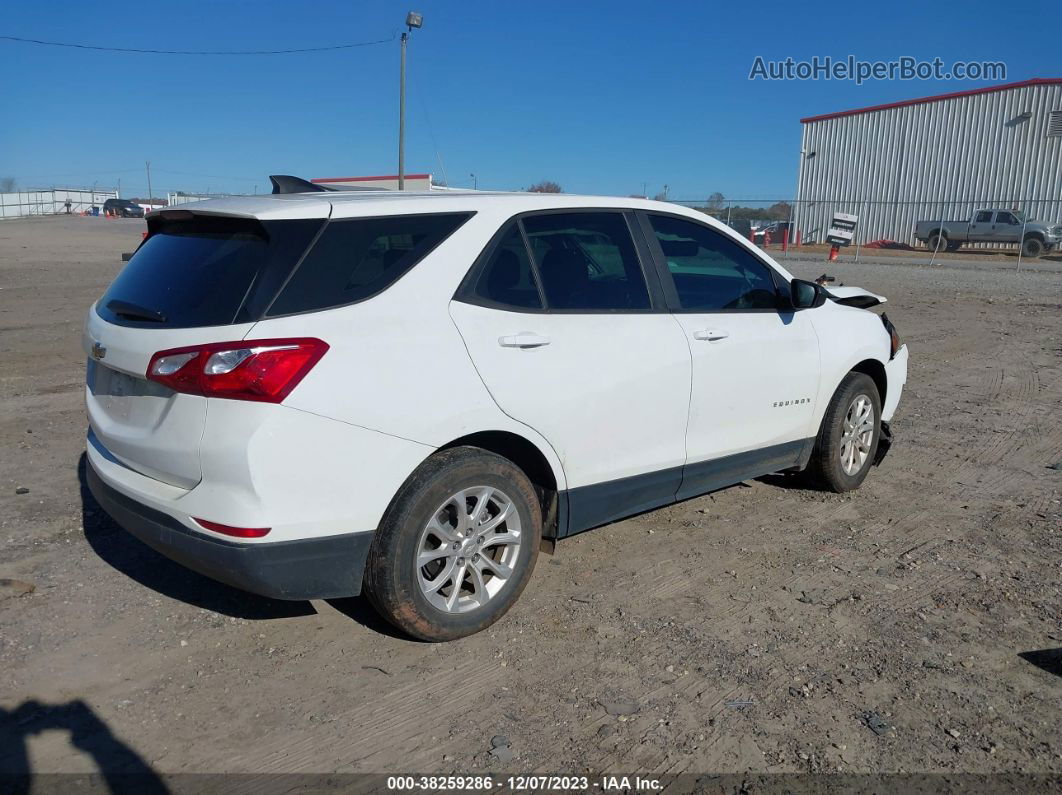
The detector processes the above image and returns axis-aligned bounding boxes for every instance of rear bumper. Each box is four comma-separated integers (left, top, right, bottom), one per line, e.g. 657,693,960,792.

87,459,372,600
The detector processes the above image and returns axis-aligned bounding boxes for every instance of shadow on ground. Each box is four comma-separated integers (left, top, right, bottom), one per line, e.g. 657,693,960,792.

0,699,168,794
1019,648,1062,678
78,453,401,635
78,453,314,620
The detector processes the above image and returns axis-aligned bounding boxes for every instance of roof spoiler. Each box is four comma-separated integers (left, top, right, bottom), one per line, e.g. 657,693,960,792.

269,175,338,195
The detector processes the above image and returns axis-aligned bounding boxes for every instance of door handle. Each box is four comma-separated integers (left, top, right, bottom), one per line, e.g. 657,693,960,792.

692,328,729,342
499,332,551,349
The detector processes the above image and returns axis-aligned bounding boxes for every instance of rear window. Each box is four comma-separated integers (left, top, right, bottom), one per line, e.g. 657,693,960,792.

97,215,324,328
96,212,472,328
266,213,472,317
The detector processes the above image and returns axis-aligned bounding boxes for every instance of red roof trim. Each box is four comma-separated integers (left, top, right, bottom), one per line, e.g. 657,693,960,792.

311,174,431,183
800,77,1062,124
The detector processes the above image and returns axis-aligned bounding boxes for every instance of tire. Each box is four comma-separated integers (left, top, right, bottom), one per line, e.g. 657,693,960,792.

804,372,882,493
363,446,542,641
1022,236,1044,258
927,232,947,252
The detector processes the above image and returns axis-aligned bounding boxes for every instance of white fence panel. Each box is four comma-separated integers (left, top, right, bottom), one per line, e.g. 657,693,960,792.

167,191,242,206
0,188,118,219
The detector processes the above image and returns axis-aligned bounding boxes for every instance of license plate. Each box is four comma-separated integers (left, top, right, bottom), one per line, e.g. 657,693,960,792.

109,369,136,398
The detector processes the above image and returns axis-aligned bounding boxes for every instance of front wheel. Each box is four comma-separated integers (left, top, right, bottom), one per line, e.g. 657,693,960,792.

805,372,882,492
1022,236,1044,258
363,446,542,641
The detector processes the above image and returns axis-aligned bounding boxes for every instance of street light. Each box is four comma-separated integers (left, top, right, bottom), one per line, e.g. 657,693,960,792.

398,11,423,191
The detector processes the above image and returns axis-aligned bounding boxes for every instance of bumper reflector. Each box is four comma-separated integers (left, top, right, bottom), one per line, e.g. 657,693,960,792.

194,518,271,539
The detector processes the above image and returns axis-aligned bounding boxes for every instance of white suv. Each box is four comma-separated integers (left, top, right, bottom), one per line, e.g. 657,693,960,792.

84,189,908,640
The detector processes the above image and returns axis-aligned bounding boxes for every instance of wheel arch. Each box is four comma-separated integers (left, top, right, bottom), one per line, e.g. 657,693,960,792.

438,430,565,537
810,347,889,439
851,358,887,406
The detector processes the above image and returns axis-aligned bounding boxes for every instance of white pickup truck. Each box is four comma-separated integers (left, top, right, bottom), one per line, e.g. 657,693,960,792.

915,209,1062,258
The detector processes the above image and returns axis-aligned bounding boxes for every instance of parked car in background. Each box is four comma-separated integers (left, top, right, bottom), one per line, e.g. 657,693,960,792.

753,221,793,245
725,218,753,239
102,198,145,218
915,209,1061,257
83,188,908,641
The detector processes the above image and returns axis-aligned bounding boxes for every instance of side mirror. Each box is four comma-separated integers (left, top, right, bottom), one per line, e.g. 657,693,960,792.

790,278,827,310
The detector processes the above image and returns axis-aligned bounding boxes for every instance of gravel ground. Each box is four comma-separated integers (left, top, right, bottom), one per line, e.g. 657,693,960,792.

1,215,1060,784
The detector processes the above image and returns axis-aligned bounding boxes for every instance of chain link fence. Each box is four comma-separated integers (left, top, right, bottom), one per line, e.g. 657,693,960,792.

669,196,1062,260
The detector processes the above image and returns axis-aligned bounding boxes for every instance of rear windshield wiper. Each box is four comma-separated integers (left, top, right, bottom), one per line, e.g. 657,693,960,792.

107,299,167,323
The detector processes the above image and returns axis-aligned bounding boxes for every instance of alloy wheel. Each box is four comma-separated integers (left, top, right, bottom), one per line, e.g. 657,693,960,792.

839,394,875,476
415,486,523,613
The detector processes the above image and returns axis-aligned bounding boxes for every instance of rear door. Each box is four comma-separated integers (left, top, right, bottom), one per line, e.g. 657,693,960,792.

86,212,324,487
638,212,821,499
992,211,1020,242
449,210,691,534
968,210,994,242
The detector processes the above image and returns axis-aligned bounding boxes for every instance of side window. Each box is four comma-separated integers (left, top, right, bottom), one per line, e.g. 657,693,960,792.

520,212,650,311
647,214,780,311
995,212,1017,225
268,213,471,316
975,211,993,223
471,224,544,309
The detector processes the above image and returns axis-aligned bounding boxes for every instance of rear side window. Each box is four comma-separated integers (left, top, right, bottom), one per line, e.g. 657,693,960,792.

470,224,544,309
268,213,472,316
647,214,779,311
97,216,323,328
520,212,650,311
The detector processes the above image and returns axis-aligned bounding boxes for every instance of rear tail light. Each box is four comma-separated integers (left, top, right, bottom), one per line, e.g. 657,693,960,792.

146,338,328,403
194,518,271,538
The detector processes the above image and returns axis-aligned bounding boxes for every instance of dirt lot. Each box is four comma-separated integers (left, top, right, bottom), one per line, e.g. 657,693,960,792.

1,215,1060,783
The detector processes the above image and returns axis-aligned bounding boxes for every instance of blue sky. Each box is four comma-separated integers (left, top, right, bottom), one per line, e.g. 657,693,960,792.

1,0,1055,200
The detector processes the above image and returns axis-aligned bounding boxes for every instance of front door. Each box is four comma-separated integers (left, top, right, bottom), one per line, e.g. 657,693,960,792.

992,211,1020,242
449,210,691,534
638,212,821,500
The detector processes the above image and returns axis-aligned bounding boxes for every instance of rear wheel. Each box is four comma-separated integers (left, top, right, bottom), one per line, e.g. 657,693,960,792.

805,372,881,492
1022,236,1044,258
927,233,947,252
945,241,962,252
363,446,542,641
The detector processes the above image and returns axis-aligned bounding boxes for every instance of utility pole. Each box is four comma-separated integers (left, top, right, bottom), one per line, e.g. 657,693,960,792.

398,12,423,191
399,32,406,190
145,161,153,206
117,178,121,199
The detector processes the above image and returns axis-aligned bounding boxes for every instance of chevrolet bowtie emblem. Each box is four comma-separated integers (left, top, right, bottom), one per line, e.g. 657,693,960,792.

91,342,107,360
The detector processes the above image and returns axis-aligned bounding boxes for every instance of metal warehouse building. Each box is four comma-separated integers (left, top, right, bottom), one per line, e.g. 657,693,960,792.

793,78,1062,247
